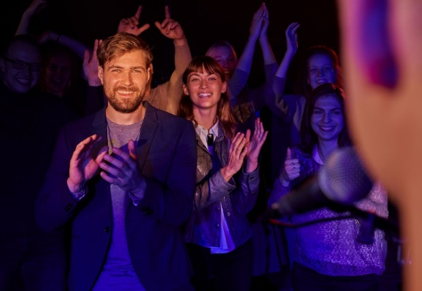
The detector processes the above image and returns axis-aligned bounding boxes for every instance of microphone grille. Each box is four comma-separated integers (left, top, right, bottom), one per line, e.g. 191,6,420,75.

318,147,373,204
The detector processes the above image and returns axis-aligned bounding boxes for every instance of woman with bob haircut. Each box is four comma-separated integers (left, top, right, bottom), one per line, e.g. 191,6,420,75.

179,55,267,291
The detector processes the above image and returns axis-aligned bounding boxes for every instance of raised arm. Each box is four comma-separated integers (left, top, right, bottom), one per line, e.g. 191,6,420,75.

227,3,267,99
236,3,265,72
83,39,107,115
258,3,277,69
266,22,302,123
38,31,91,60
153,5,192,114
16,0,90,60
15,0,47,36
275,22,300,79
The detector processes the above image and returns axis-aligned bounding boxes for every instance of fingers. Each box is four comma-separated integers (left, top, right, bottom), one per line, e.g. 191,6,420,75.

253,118,263,138
136,23,150,35
245,129,252,143
72,134,101,161
95,145,108,164
155,18,179,36
284,152,300,179
286,22,300,37
231,132,246,150
252,118,268,144
93,39,99,59
100,147,136,180
286,147,292,159
129,16,139,28
128,140,138,161
262,3,269,19
135,5,142,19
165,5,171,19
253,3,264,20
157,18,170,29
83,49,90,66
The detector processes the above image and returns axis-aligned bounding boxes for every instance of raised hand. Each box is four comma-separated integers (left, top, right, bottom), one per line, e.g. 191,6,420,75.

245,118,268,172
67,134,107,193
221,132,249,181
83,39,102,86
99,140,146,197
259,3,269,41
117,5,150,36
154,6,185,45
285,22,300,56
279,147,301,186
249,3,265,40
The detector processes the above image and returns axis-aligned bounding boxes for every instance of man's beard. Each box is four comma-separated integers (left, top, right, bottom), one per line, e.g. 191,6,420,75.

106,86,145,113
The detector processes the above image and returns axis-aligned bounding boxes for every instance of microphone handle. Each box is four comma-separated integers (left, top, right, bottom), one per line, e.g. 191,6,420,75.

273,176,331,217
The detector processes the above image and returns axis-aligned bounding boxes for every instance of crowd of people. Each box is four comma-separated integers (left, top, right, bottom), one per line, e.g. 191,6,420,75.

0,0,405,290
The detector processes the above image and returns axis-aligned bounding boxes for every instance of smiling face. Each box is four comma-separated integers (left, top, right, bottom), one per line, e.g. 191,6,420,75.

0,38,42,94
311,94,344,143
98,49,151,113
183,66,227,115
307,53,336,90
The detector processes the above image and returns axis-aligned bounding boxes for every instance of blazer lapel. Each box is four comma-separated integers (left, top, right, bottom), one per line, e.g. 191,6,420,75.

137,102,159,171
90,108,108,142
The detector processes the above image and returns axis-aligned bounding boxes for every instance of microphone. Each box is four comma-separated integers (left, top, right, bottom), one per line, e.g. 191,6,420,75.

269,146,374,217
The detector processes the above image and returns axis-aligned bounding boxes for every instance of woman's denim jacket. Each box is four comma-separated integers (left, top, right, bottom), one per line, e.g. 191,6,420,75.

184,127,260,248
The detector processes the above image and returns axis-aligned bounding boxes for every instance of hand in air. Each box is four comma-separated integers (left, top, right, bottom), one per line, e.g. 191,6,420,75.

117,5,150,36
154,6,185,44
285,22,300,56
83,39,102,86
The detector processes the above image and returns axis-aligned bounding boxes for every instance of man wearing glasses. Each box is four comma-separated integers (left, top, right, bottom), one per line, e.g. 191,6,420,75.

0,35,74,290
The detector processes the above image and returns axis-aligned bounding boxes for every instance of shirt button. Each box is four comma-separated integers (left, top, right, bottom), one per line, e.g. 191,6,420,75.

104,227,111,233
227,212,231,216
65,203,73,212
216,224,220,228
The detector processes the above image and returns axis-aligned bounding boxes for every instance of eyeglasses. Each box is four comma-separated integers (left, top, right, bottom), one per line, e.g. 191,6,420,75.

3,57,42,72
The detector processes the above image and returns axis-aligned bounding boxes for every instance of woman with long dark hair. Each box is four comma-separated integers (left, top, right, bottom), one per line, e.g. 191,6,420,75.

269,83,388,291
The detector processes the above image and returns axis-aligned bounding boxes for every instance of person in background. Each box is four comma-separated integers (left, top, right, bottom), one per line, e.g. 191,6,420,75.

205,2,276,130
268,20,342,183
37,41,87,117
179,55,268,291
268,83,388,291
15,0,93,117
0,34,74,291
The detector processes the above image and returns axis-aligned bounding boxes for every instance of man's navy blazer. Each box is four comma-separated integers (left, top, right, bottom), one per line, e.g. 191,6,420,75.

36,102,197,291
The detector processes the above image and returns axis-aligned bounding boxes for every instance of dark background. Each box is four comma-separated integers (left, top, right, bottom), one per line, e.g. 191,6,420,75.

1,0,340,88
